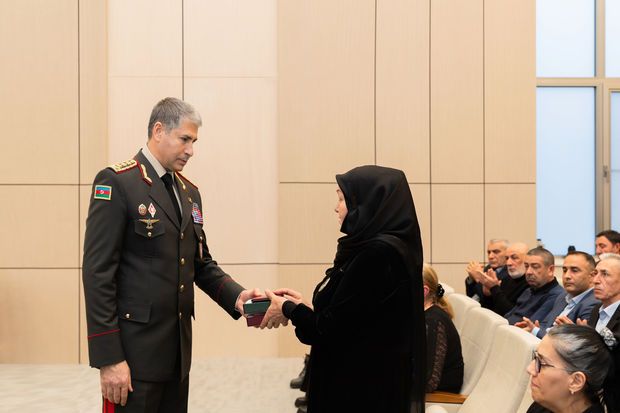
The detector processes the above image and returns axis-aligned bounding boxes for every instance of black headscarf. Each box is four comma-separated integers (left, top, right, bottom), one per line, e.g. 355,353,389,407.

335,165,426,411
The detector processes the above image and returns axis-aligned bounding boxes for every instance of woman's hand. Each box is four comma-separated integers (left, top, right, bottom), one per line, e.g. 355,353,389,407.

259,289,289,329
273,288,305,305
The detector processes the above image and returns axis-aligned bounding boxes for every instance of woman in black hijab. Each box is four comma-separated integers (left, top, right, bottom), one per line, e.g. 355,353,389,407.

264,165,426,413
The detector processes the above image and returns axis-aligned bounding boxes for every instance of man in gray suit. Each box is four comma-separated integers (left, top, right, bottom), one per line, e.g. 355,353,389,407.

83,98,265,412
516,251,599,338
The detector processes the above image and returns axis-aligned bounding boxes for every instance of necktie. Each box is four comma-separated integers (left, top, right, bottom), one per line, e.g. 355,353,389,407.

161,173,182,223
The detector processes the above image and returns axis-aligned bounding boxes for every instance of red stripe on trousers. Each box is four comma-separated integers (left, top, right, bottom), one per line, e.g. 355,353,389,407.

103,398,115,413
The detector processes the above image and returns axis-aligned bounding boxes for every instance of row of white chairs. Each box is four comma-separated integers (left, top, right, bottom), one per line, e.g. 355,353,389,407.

425,288,540,413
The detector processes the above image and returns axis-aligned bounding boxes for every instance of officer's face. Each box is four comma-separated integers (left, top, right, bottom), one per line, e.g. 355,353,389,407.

152,118,198,172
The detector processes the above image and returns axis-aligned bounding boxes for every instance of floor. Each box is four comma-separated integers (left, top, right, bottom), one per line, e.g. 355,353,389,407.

0,357,305,413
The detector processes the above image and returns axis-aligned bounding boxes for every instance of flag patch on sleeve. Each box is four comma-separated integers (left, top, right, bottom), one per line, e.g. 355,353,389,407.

94,185,112,201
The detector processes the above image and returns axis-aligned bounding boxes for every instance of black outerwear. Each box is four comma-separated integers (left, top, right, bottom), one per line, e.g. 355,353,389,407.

481,274,529,316
588,304,620,412
285,165,426,413
527,401,604,413
425,305,464,393
82,150,244,382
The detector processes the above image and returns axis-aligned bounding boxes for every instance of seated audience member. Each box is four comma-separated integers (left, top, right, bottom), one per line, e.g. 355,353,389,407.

478,242,529,316
527,324,617,413
517,251,599,338
595,230,620,257
505,247,565,325
589,255,620,386
465,239,509,301
423,264,464,393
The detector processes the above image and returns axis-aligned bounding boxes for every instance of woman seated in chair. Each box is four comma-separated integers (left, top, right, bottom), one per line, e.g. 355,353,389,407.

527,324,618,413
423,264,464,393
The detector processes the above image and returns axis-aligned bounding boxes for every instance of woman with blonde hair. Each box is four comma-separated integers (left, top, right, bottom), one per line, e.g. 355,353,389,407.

423,264,464,393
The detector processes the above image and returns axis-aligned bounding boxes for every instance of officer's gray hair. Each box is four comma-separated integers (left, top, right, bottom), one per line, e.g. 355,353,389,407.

147,97,202,138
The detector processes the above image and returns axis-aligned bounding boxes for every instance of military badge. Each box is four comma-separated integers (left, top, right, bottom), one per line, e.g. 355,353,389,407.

139,218,160,230
94,185,112,201
191,203,204,224
138,204,147,216
148,203,156,218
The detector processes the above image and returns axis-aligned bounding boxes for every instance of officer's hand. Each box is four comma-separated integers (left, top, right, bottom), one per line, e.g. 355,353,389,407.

236,288,263,315
100,360,133,406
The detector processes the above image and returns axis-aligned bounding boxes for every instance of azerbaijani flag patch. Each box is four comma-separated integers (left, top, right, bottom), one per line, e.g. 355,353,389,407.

94,185,112,201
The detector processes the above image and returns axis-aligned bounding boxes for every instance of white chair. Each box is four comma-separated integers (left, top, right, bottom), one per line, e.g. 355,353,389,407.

516,383,535,413
425,307,507,413
427,325,539,413
459,307,508,394
445,293,480,334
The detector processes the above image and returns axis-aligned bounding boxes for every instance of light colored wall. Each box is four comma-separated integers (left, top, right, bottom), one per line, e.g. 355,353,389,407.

0,0,535,362
0,0,107,363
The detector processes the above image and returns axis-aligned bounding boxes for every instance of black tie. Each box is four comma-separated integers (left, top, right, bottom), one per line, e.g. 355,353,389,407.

161,173,182,223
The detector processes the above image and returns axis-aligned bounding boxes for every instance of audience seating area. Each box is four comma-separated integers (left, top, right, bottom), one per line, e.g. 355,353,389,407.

425,290,540,413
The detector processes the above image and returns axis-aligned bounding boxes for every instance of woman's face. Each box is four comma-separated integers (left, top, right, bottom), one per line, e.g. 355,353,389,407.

527,336,574,408
335,188,348,225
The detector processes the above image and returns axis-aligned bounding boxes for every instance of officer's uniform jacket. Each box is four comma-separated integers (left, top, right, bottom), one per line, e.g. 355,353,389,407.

82,150,244,382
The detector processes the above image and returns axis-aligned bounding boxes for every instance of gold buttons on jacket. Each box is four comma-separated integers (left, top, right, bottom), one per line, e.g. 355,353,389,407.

180,258,185,265
125,313,130,319
179,312,182,319
147,232,152,238
199,236,203,242
180,232,184,240
188,197,192,203
179,284,185,293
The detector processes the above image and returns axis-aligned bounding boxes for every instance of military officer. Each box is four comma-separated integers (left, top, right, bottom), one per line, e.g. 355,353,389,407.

83,97,263,412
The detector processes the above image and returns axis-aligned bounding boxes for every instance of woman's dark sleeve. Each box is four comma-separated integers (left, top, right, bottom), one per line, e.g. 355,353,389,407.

425,313,448,393
287,244,404,345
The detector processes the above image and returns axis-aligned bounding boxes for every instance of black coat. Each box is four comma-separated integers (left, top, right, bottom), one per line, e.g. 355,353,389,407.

288,243,414,413
82,150,244,381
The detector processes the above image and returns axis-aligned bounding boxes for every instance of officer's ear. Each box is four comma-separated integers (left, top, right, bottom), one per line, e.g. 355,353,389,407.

151,122,166,142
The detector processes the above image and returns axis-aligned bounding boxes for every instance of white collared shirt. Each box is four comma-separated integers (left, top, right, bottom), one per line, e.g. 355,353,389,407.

596,299,620,333
142,146,182,215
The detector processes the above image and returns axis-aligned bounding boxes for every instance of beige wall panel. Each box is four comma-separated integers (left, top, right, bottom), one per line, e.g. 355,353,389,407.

279,184,342,264
484,0,536,183
182,78,277,263
0,186,78,268
277,265,326,356
485,184,536,248
411,184,431,262
429,264,467,295
80,0,108,184
431,184,484,263
108,77,182,163
193,265,278,358
430,0,483,183
108,0,181,77
79,185,92,268
278,0,375,182
184,0,276,77
376,0,430,182
0,269,79,363
0,0,78,184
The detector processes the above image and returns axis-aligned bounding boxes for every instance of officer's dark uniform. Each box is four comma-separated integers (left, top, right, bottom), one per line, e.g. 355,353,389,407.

83,150,244,411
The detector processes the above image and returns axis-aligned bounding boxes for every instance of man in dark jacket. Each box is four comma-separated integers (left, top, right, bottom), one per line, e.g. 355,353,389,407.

83,97,264,412
504,247,564,325
478,242,529,316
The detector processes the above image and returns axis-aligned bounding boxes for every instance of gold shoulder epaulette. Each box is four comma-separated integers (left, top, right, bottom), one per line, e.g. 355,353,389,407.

175,172,198,190
108,159,138,174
